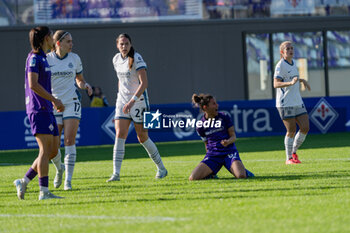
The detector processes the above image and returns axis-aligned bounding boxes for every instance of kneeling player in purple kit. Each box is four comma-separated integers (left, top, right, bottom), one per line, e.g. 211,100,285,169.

13,26,65,200
189,93,254,180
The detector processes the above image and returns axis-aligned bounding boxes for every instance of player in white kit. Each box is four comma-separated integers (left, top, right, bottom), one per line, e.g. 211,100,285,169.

273,41,311,164
107,33,167,182
48,30,93,190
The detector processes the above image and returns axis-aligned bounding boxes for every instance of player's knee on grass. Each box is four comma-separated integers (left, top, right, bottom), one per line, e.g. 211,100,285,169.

189,173,201,181
231,161,247,179
235,172,247,179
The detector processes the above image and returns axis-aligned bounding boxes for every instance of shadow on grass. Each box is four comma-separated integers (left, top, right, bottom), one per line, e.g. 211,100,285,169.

1,132,349,165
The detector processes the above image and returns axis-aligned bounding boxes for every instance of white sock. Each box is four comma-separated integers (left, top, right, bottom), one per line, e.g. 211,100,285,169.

64,145,76,182
113,138,125,175
292,132,307,154
141,138,165,170
22,177,30,184
284,136,294,160
39,186,49,192
51,149,62,171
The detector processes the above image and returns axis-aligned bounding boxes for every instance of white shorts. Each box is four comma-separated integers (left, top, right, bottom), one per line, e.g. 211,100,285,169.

115,98,149,124
54,101,81,125
277,104,307,120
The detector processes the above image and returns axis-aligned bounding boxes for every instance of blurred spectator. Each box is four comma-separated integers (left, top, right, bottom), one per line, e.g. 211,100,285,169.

90,86,109,107
167,0,180,15
203,0,222,19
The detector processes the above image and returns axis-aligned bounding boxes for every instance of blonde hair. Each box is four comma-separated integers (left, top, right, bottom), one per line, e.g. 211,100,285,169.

279,41,292,59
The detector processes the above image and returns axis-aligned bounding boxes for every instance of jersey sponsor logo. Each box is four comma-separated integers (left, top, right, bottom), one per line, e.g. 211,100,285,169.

51,71,74,77
310,98,339,134
204,127,224,136
117,71,131,78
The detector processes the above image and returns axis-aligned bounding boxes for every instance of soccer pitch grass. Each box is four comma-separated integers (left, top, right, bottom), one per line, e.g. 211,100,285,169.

1,133,349,233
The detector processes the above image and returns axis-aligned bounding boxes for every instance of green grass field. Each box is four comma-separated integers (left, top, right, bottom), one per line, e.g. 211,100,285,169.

1,132,350,233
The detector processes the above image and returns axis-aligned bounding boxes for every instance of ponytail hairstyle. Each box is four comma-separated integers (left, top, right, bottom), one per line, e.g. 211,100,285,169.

116,33,135,70
279,40,292,59
53,30,71,50
192,93,214,111
29,26,51,53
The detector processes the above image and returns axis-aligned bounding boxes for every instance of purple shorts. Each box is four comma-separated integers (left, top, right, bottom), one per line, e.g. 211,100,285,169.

201,152,242,175
28,112,59,136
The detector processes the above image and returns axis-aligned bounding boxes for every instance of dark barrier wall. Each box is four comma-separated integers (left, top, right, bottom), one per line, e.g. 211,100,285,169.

1,17,350,111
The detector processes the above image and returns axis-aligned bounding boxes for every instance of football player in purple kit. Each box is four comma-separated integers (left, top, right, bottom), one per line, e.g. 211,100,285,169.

189,93,254,180
13,26,65,200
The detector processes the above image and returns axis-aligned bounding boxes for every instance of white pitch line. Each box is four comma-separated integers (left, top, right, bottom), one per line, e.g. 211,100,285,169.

0,214,188,222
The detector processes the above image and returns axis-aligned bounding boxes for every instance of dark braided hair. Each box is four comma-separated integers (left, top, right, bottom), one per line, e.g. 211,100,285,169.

192,93,214,111
116,33,135,70
29,26,51,53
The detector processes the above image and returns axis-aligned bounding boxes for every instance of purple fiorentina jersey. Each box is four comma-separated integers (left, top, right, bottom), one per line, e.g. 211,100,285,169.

196,112,238,156
25,49,53,114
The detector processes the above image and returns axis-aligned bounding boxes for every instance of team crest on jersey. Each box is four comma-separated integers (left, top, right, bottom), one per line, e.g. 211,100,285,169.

310,98,338,134
48,124,54,131
68,62,74,68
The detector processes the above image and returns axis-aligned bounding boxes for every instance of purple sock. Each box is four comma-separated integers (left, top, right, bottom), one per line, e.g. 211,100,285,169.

38,176,49,187
25,167,38,180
